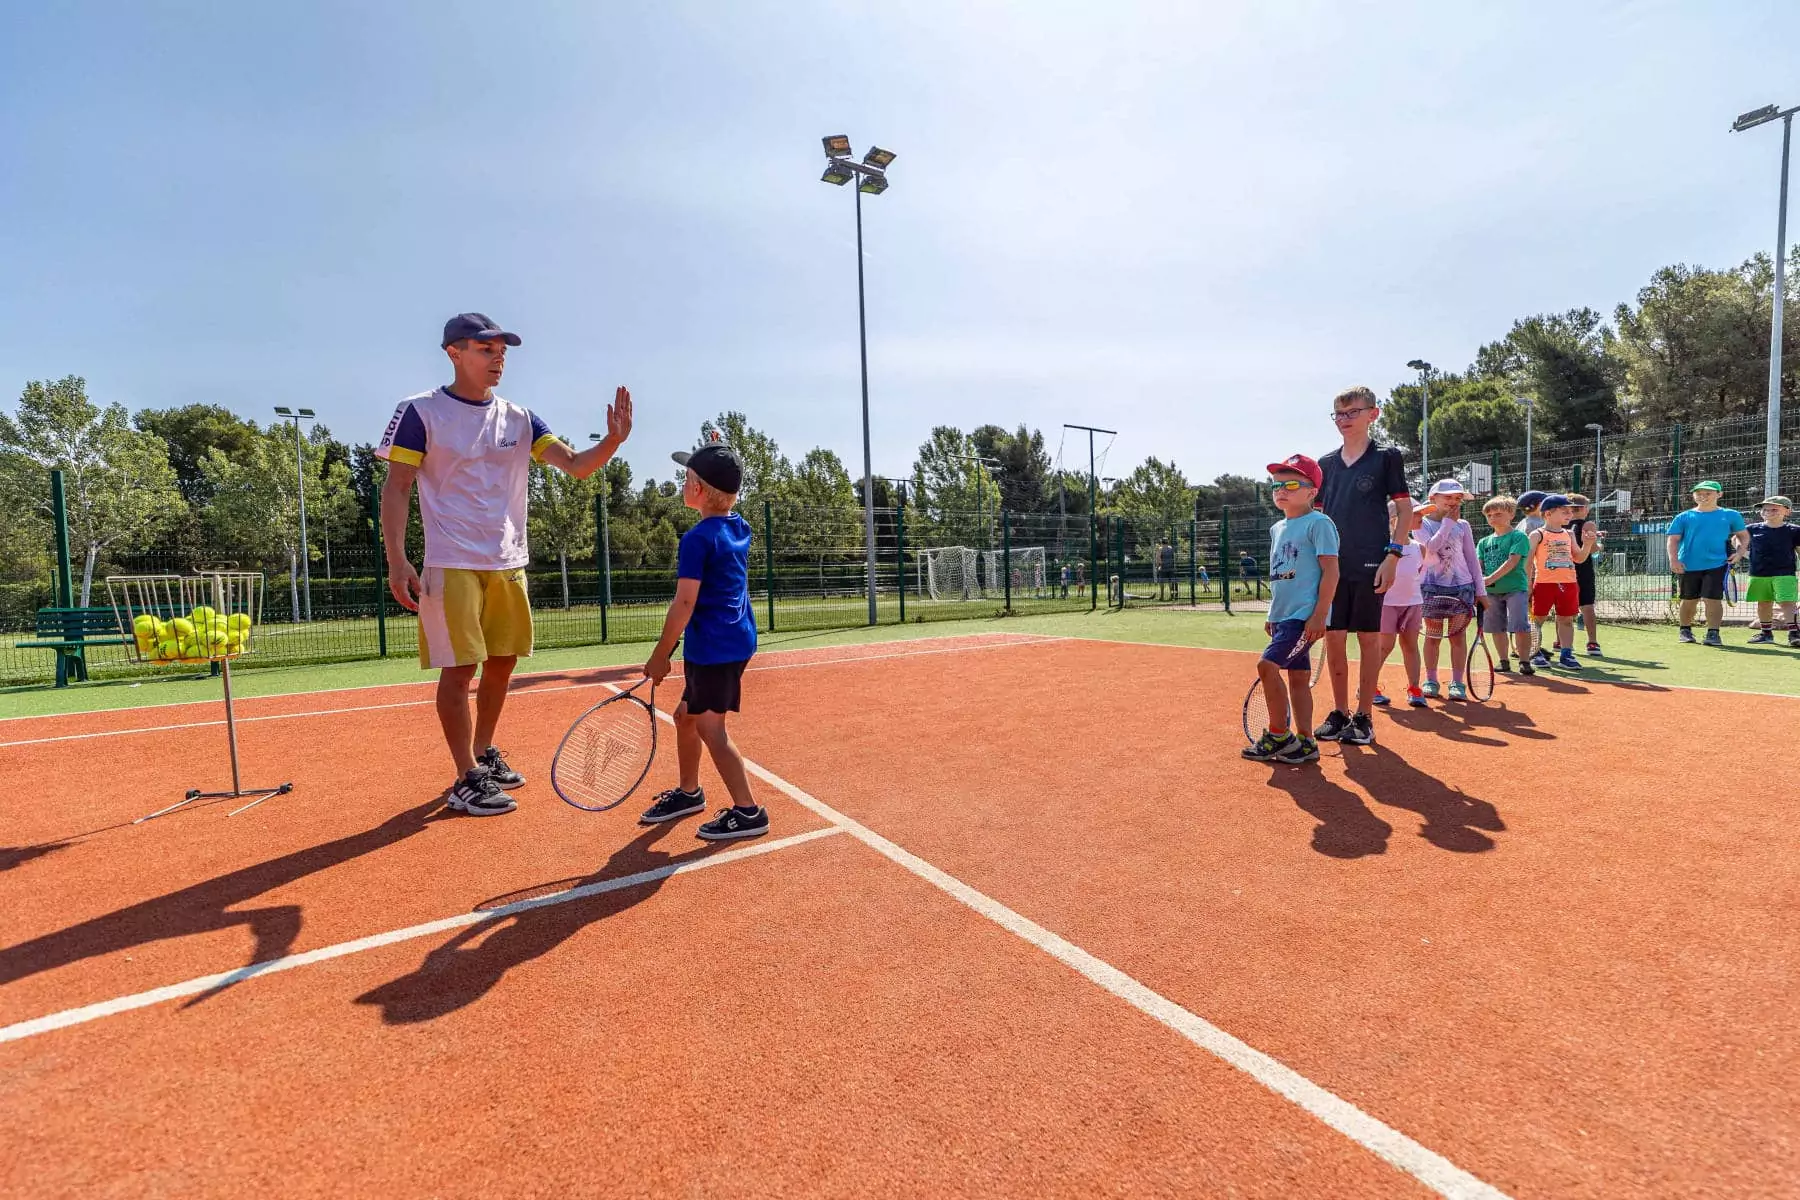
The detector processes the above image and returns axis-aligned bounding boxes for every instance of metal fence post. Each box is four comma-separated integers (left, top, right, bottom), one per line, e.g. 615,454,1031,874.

50,468,73,608
1002,509,1013,611
1671,423,1683,509
1089,505,1098,611
764,499,776,633
1220,506,1232,615
370,482,387,656
1189,518,1198,605
896,501,906,623
595,490,609,644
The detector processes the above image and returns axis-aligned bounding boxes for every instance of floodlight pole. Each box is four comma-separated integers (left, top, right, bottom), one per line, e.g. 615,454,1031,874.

274,407,315,621
1408,360,1433,480
1586,423,1604,496
1518,396,1535,489
1733,103,1799,497
948,453,1000,549
1065,423,1116,610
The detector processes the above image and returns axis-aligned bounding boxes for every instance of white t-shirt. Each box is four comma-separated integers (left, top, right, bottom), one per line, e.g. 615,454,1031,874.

375,388,557,571
1383,541,1423,607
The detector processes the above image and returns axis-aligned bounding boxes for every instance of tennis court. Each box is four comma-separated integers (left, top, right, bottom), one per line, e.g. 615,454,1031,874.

2,630,1795,1198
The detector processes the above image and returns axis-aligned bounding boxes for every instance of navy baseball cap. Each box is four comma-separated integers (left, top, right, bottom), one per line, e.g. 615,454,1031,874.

441,312,522,348
673,443,744,495
1516,489,1548,511
1540,493,1573,512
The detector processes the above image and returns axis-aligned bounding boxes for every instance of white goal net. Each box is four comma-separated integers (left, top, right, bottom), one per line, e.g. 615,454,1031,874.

982,546,1047,598
920,546,980,600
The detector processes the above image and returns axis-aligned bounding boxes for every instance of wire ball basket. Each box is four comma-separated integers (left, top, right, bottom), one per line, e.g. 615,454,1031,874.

105,572,265,666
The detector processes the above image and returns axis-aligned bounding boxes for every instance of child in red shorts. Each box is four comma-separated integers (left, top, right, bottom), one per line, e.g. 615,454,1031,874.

1525,494,1596,671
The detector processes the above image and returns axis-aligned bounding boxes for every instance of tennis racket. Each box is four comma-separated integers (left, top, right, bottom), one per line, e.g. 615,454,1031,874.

1242,633,1318,744
551,679,659,811
1466,606,1496,701
1725,560,1742,606
1422,586,1482,695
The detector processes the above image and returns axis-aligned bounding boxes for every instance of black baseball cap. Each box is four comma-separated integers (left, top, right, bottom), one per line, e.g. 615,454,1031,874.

672,443,744,494
441,312,522,348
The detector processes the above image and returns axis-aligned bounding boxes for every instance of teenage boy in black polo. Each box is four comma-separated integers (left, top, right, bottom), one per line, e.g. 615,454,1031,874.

1315,386,1412,747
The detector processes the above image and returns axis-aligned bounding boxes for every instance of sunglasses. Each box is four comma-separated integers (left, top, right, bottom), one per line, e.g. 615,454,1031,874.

1331,407,1376,423
1268,479,1313,492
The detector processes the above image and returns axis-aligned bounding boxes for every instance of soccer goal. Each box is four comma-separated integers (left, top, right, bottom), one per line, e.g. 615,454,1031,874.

920,546,981,601
981,546,1048,598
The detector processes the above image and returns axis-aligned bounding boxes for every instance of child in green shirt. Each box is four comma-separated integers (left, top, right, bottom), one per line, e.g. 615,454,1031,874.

1478,496,1533,673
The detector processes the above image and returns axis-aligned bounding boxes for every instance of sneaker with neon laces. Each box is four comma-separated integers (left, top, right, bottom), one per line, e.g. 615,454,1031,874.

1406,686,1427,707
446,767,516,816
1313,711,1352,742
1447,681,1467,700
697,805,769,841
477,745,524,790
1243,731,1295,761
1272,735,1320,764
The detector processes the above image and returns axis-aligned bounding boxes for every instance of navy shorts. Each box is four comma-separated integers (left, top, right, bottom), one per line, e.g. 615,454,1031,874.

1261,619,1313,672
681,659,748,715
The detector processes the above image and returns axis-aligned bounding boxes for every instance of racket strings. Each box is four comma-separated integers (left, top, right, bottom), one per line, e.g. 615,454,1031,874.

555,700,655,809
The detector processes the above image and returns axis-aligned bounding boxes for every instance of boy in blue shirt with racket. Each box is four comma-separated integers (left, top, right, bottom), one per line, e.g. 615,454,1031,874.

1245,454,1339,764
638,439,767,840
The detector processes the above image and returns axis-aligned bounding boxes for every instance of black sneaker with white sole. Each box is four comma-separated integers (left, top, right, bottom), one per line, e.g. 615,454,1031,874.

1314,710,1353,742
697,806,769,841
1272,735,1320,764
639,787,706,825
446,767,516,816
1340,712,1376,746
478,745,524,790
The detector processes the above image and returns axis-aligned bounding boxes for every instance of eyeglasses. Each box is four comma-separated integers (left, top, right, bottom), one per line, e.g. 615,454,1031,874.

1268,479,1312,492
1330,407,1376,423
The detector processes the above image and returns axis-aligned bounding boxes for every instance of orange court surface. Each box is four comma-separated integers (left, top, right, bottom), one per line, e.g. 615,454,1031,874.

2,630,1795,1198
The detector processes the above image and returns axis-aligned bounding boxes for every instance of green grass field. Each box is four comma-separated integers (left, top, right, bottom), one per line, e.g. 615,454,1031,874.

5,605,1796,720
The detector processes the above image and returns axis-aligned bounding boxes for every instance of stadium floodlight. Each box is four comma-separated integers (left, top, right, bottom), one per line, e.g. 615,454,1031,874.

815,133,897,625
273,406,294,416
1729,100,1798,497
1407,360,1433,478
298,407,315,418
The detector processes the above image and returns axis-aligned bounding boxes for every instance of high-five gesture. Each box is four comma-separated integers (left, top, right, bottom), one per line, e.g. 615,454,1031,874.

606,385,633,446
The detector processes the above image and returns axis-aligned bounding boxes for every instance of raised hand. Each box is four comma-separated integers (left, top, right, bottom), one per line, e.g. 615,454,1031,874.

606,386,633,445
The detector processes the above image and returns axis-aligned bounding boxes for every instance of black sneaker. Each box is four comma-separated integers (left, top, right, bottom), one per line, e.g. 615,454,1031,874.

639,787,706,825
1704,629,1723,648
1679,627,1697,644
1272,735,1320,764
478,745,524,790
1789,629,1800,647
1520,659,1535,676
1340,712,1375,746
1314,710,1353,742
697,806,769,841
446,767,516,816
1497,659,1512,673
1243,731,1294,761
1749,629,1775,644
1586,643,1603,656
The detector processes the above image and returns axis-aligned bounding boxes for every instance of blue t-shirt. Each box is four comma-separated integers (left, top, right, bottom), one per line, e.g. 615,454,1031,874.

676,513,758,664
1266,510,1340,624
1668,507,1746,571
1746,521,1800,577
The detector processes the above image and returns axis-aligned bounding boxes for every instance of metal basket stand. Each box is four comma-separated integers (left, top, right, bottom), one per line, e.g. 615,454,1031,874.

106,572,295,822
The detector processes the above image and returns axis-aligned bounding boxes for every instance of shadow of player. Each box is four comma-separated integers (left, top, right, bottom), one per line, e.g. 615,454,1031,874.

1262,771,1394,860
1386,700,1552,748
1338,743,1505,853
354,823,719,1025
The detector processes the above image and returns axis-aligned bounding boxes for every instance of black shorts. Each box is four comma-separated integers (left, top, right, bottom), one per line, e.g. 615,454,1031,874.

1576,567,1596,607
681,659,748,714
1327,576,1384,633
1678,566,1728,601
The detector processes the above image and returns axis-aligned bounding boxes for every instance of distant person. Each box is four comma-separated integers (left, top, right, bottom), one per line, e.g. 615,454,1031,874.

1667,481,1748,647
1516,490,1548,538
1566,494,1605,656
378,312,632,816
1314,385,1412,748
1244,454,1338,765
1239,550,1258,597
1160,540,1178,598
1059,562,1071,598
1744,496,1800,645
1477,495,1534,674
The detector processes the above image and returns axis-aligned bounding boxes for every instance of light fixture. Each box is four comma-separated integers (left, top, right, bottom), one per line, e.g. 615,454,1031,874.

1733,104,1781,132
821,161,854,186
822,134,852,158
298,407,316,418
273,406,293,416
1407,359,1431,372
858,173,888,196
863,146,896,169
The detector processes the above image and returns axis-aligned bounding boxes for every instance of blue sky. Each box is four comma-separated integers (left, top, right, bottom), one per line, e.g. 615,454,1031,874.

2,0,1796,488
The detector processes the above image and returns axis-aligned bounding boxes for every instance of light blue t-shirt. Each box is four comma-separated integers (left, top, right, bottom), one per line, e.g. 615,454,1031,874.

1668,506,1746,571
1267,510,1340,624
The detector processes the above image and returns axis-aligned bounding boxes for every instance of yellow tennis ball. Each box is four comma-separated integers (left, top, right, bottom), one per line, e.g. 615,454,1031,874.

227,613,251,634
171,617,194,639
155,638,178,660
133,614,156,635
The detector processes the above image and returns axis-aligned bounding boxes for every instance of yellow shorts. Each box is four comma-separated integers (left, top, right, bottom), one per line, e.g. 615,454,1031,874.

418,566,534,669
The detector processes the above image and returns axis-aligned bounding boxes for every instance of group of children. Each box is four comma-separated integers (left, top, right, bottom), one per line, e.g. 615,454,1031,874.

1246,464,1800,763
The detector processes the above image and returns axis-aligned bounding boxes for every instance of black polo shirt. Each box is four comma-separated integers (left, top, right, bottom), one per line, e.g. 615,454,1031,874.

1317,444,1408,582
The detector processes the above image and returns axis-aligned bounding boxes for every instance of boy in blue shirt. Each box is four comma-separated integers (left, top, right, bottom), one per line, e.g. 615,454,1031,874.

1244,454,1339,765
638,440,766,840
1667,480,1749,647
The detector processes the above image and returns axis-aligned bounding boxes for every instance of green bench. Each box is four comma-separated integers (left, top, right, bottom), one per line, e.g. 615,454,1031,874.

19,606,131,687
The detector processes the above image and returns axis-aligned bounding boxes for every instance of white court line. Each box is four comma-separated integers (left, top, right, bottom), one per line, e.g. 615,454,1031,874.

0,629,1056,725
0,826,843,1045
0,636,1067,749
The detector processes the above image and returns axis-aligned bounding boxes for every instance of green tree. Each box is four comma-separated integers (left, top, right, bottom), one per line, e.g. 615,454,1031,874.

1114,457,1193,529
785,448,860,591
199,427,318,620
1381,374,1530,465
134,403,261,506
699,411,791,505
0,376,187,604
971,423,1051,512
528,445,598,608
910,426,1001,546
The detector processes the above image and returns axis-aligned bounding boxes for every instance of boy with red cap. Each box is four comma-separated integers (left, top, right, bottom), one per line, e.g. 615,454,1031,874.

1244,454,1339,765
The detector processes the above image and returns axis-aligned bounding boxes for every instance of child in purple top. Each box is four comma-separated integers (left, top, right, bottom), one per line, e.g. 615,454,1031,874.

1418,479,1489,701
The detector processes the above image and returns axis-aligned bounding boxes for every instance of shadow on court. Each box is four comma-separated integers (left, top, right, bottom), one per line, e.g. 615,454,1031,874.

1262,772,1393,860
1337,744,1505,854
1385,700,1552,748
355,823,719,1025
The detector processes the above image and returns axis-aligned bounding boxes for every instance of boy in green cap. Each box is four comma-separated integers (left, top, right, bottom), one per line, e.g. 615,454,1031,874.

1666,481,1748,646
1744,495,1800,645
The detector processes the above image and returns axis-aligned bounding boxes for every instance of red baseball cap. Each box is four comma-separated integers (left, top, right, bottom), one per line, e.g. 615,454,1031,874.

1266,453,1323,489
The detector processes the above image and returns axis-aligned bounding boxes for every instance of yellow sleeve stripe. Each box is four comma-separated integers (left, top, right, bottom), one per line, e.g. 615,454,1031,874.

383,445,424,467
530,433,559,462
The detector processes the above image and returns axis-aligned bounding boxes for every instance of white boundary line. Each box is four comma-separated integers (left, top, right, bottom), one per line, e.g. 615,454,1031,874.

0,629,1056,725
0,826,843,1045
0,636,1067,749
